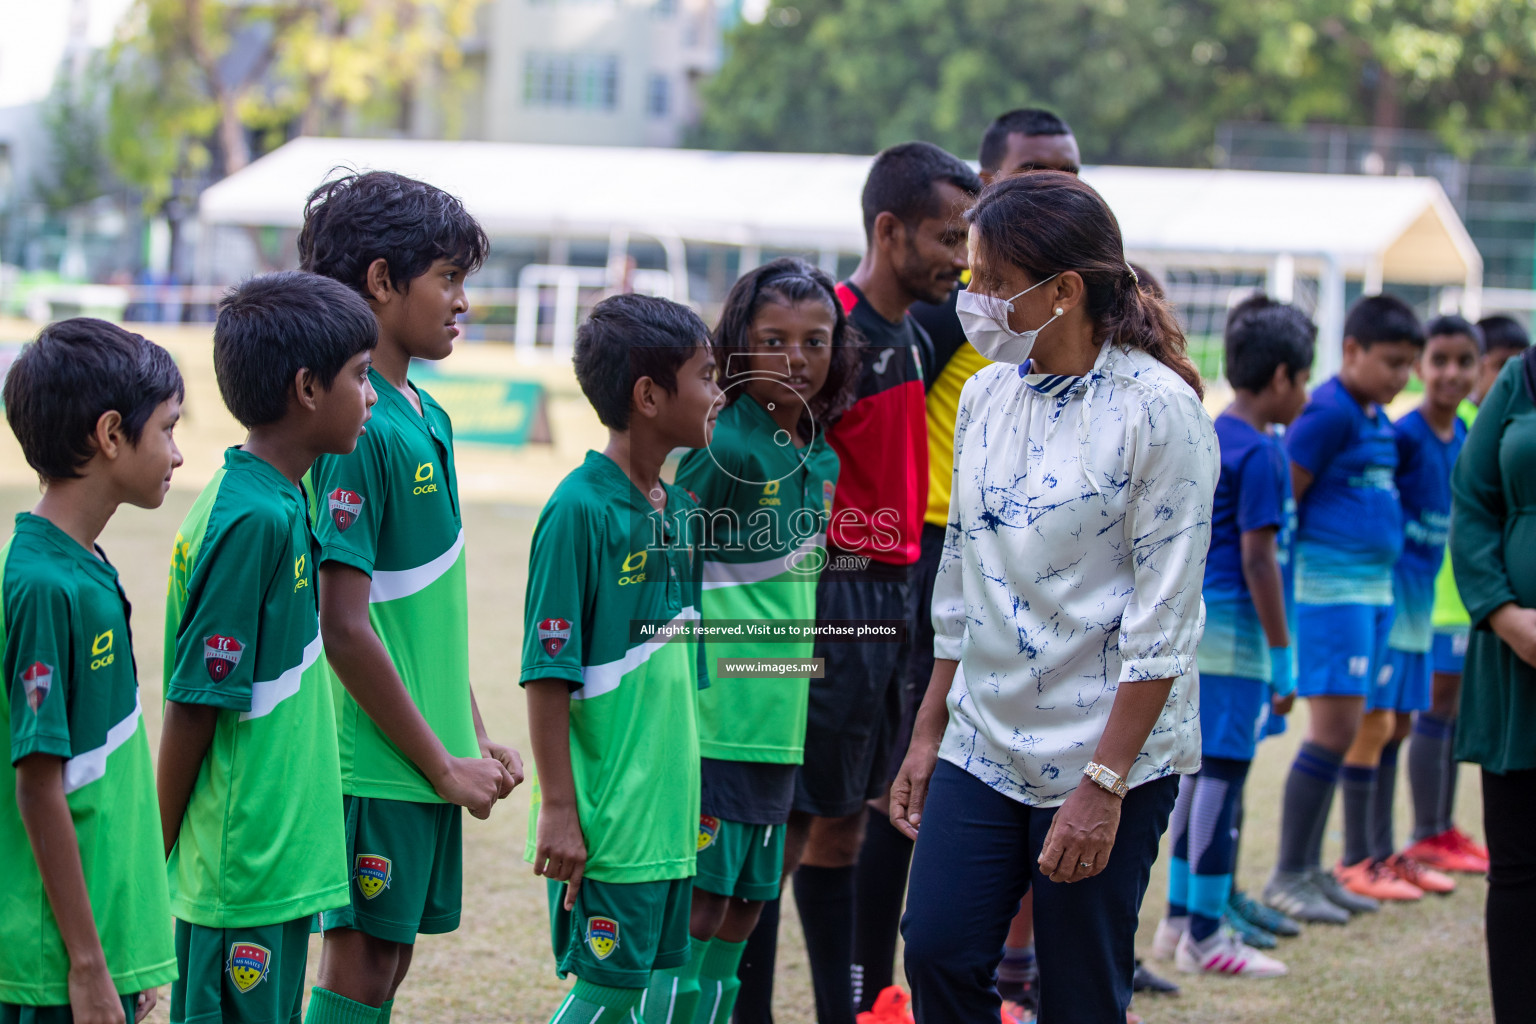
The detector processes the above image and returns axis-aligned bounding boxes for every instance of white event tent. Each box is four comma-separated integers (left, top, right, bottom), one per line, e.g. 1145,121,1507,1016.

198,137,1482,376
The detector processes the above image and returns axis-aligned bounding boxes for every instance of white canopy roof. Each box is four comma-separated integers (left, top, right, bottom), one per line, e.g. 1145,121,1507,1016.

198,136,1481,288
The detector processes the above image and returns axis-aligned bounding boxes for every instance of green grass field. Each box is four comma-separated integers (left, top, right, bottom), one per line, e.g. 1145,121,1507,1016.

35,484,1492,1023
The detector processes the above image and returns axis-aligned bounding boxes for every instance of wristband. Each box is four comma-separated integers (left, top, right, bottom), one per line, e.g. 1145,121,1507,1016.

1269,646,1296,697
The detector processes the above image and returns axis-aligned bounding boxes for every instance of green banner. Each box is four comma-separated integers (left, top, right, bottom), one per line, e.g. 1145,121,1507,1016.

409,366,551,447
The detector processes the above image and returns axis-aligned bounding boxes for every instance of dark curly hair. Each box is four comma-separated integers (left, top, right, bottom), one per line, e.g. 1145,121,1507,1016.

575,293,711,430
4,318,184,481
214,271,379,428
298,169,490,298
712,257,863,443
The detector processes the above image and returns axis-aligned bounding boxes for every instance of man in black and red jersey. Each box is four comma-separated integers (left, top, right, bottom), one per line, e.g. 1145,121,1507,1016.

754,141,980,1024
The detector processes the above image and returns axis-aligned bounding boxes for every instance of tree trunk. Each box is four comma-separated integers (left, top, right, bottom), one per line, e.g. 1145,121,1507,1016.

219,93,250,174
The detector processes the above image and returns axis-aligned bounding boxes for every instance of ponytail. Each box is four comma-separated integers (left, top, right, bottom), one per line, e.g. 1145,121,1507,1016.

969,172,1203,398
1104,272,1204,397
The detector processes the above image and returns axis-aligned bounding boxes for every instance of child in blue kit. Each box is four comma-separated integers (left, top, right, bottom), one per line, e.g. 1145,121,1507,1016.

1263,294,1424,921
1347,315,1479,897
1153,295,1312,978
1404,315,1527,874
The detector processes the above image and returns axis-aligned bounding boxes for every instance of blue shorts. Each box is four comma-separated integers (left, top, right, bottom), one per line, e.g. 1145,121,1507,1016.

1296,602,1394,698
1432,629,1469,676
1198,673,1269,761
1370,647,1432,713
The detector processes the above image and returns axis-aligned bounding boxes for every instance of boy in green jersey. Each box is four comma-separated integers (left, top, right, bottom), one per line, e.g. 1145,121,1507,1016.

523,294,721,1024
0,319,184,1024
299,171,521,1024
664,259,857,1024
156,273,379,1024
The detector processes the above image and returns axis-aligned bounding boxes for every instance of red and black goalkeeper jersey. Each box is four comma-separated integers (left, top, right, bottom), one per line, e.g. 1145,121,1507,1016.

826,282,930,566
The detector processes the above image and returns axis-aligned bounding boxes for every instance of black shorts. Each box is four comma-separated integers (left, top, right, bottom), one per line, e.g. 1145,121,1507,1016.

794,552,911,818
890,522,948,781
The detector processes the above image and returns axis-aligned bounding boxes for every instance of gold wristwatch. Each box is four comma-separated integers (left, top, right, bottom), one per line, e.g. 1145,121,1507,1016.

1082,761,1128,798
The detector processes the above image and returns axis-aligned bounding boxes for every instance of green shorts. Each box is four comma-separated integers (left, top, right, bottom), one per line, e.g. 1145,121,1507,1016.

318,795,462,944
0,997,138,1024
694,815,784,902
547,876,692,989
170,917,311,1024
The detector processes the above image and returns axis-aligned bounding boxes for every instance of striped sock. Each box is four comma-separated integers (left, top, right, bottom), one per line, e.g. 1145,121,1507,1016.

639,936,709,1024
552,980,643,1024
694,938,748,1024
376,1000,394,1024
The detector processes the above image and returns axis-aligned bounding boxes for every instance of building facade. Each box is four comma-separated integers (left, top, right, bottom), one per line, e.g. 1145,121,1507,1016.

477,0,739,147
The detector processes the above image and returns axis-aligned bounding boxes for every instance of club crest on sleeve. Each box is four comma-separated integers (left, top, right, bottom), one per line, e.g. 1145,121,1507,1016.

227,942,270,993
328,489,365,532
355,854,391,899
538,618,572,657
585,916,619,960
697,814,719,852
823,480,835,515
20,662,52,712
203,636,244,683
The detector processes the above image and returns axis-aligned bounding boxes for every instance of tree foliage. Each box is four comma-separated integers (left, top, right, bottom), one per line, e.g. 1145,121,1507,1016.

35,58,115,213
105,0,486,207
692,0,1536,163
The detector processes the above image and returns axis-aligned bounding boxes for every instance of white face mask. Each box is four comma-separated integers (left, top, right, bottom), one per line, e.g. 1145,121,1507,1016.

956,273,1061,364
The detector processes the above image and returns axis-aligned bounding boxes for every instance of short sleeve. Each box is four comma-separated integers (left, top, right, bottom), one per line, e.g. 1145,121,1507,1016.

1286,398,1355,479
309,427,390,575
520,496,590,688
1118,389,1220,682
7,580,75,763
1235,442,1286,535
166,511,283,711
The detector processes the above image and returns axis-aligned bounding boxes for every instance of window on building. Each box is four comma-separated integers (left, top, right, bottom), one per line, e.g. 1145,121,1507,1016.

647,74,670,118
524,53,620,111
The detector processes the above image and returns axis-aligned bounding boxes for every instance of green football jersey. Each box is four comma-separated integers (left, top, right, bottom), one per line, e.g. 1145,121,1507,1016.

164,448,348,928
309,370,480,802
0,514,176,1004
675,396,838,764
520,451,704,884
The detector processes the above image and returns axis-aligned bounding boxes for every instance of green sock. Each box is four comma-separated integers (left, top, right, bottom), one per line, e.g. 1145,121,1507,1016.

304,987,381,1024
551,979,643,1023
693,939,748,1024
639,936,710,1024
376,999,394,1024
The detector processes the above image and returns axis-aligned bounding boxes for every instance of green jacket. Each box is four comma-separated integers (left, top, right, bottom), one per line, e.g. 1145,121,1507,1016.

1452,357,1536,772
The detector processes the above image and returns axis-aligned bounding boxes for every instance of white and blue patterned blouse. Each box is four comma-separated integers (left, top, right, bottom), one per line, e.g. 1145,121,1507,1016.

933,342,1219,807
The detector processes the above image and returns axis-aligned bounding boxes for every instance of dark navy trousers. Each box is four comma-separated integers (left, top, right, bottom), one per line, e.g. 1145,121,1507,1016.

901,760,1178,1024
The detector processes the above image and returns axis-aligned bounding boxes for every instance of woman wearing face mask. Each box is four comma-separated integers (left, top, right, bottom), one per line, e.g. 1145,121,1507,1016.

889,171,1218,1024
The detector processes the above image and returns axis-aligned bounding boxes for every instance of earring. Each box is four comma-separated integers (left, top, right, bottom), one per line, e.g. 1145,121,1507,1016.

1054,307,1064,316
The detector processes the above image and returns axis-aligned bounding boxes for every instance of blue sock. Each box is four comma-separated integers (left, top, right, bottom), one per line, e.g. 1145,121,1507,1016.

1167,856,1190,919
1341,764,1379,867
1188,873,1234,942
1371,741,1402,861
1279,742,1343,873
